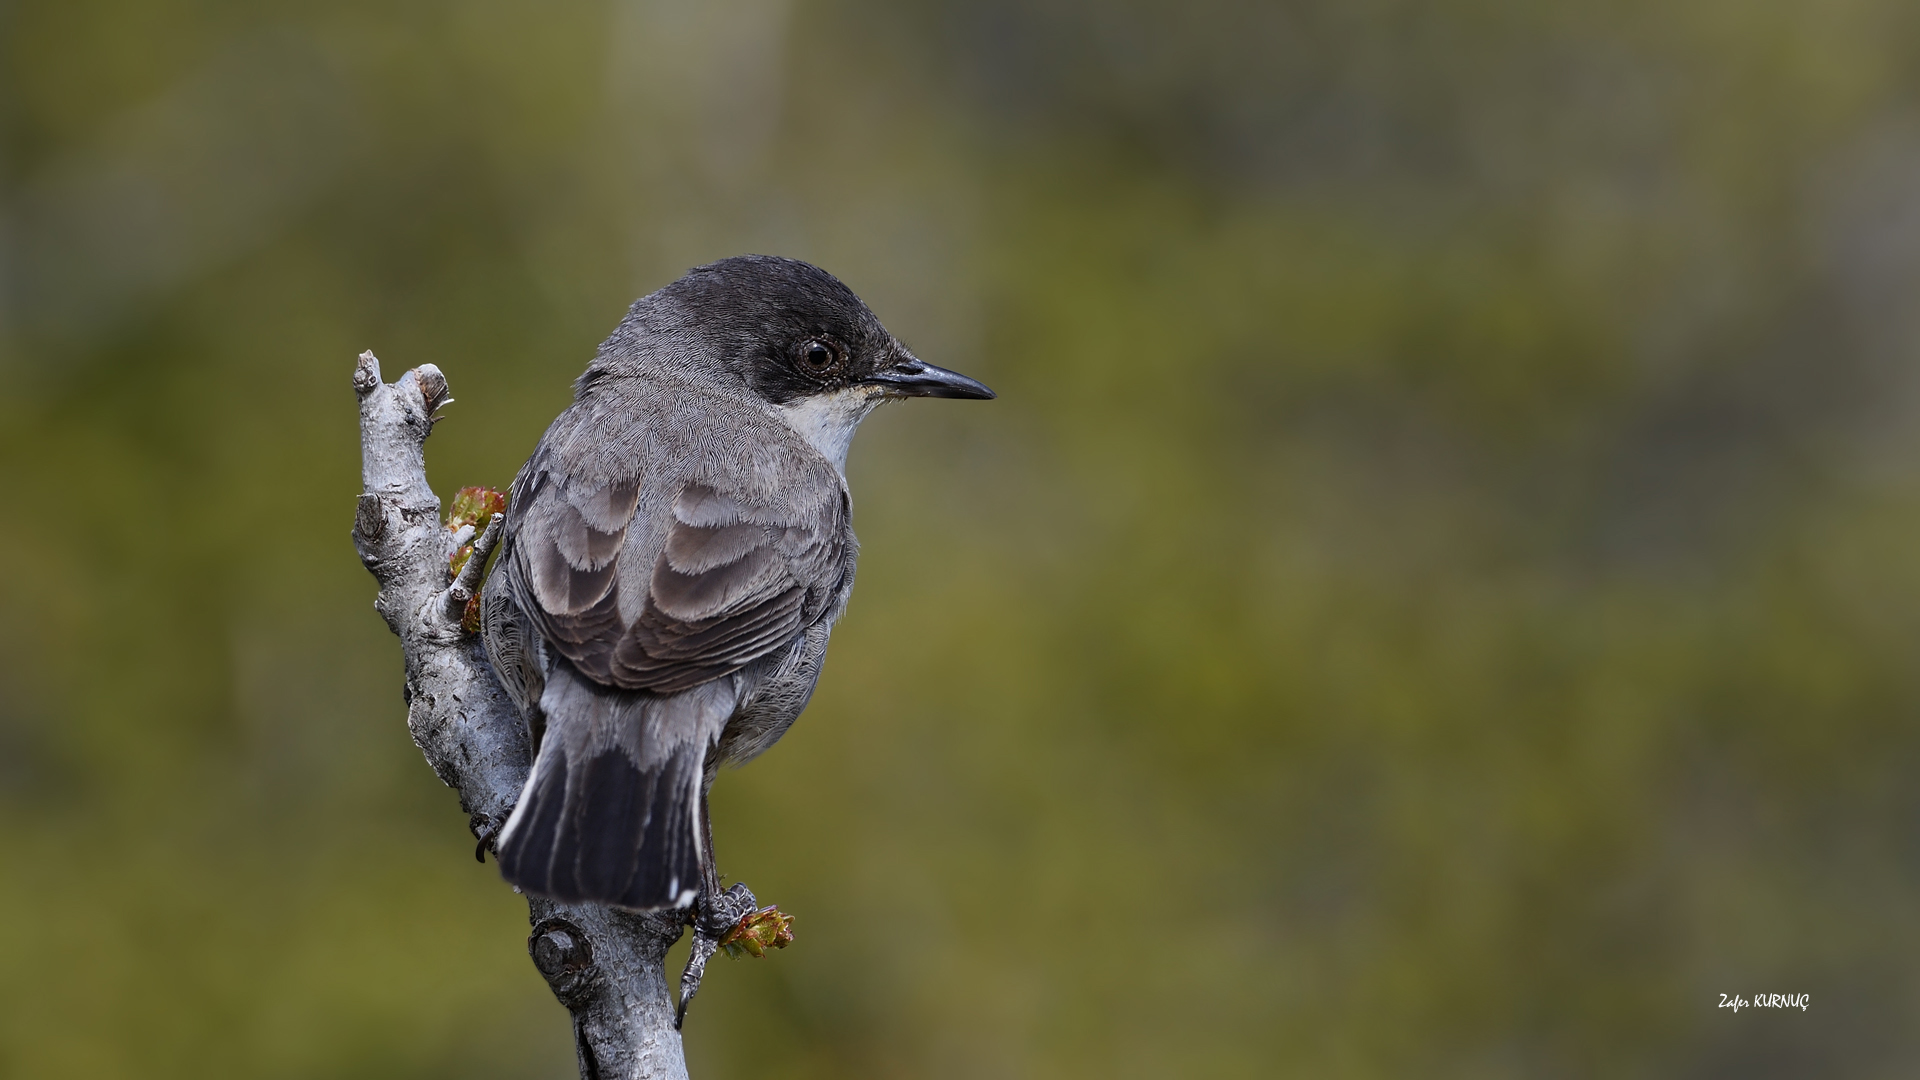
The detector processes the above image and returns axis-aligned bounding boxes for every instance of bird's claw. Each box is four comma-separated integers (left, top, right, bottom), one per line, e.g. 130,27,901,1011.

701,882,759,935
676,883,756,1028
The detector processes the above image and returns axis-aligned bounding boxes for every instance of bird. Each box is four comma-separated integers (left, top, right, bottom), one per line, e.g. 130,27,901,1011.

478,255,993,1015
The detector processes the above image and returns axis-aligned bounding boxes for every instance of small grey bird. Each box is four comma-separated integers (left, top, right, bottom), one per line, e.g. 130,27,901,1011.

480,256,991,1011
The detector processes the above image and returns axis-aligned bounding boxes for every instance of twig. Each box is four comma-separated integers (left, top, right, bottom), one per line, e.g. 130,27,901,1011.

435,511,502,625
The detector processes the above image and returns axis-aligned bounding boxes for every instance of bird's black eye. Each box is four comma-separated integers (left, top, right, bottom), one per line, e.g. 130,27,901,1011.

796,339,844,376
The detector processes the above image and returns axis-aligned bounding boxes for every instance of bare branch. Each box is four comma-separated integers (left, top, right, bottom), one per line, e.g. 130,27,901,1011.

352,351,691,1079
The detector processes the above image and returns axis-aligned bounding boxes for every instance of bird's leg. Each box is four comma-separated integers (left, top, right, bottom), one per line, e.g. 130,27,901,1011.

699,787,722,900
676,789,755,1028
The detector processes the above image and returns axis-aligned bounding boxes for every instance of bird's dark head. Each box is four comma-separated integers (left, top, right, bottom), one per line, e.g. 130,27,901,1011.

587,255,993,469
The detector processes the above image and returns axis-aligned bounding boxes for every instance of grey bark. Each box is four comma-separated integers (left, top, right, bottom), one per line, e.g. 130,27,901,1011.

350,351,691,1080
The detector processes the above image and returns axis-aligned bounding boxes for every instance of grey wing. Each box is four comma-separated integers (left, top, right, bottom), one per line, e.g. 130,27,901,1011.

511,466,850,695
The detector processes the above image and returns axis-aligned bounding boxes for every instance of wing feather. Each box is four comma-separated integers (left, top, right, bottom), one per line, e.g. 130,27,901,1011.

508,466,846,695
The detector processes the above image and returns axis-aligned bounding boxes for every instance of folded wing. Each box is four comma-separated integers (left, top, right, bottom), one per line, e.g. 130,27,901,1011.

513,469,848,695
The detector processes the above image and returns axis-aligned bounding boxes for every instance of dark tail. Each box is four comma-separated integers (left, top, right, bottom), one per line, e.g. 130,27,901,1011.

497,737,704,909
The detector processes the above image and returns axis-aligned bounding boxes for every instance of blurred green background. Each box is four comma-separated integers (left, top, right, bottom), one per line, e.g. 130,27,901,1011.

5,0,1920,1075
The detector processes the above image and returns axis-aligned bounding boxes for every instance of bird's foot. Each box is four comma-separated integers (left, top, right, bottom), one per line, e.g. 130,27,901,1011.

676,883,756,1028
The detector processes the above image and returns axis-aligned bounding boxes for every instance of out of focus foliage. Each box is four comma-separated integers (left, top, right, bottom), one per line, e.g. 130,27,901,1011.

5,0,1920,1075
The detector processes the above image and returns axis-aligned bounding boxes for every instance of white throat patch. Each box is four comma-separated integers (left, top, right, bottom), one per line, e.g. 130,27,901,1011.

773,386,887,474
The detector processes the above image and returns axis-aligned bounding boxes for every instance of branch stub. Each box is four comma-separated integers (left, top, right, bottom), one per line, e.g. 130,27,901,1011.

531,918,600,1008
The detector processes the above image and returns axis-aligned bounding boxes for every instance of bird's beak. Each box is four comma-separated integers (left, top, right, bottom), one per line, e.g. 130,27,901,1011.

864,356,996,400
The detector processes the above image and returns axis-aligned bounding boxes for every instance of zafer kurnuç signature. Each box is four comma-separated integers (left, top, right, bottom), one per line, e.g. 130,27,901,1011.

1718,993,1809,1012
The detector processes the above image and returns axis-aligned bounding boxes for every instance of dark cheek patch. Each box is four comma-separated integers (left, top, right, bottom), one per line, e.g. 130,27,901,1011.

746,348,851,406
